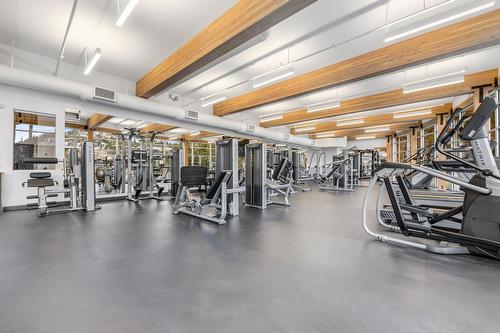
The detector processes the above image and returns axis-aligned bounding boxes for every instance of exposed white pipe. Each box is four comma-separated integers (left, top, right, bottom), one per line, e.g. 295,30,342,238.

0,64,316,148
54,0,79,76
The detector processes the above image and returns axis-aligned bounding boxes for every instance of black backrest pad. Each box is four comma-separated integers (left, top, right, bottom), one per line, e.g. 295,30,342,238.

461,97,497,140
30,172,52,179
27,178,54,187
281,160,292,179
272,158,287,180
180,166,208,187
206,171,228,200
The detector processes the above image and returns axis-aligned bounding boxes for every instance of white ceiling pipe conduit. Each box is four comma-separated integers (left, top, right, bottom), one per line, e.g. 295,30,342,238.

0,65,315,148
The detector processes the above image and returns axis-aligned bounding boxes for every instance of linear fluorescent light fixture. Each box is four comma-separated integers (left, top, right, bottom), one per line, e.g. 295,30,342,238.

365,126,390,133
356,135,376,140
316,131,337,138
393,109,432,119
337,118,364,126
83,48,102,75
294,126,316,132
307,100,341,113
168,135,180,140
385,1,495,43
204,136,222,143
116,0,140,27
260,114,283,123
253,66,294,89
379,0,455,30
190,131,201,136
201,96,227,107
403,71,465,93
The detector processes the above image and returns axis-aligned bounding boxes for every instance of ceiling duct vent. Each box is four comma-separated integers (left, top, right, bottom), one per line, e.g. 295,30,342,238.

93,86,116,102
246,124,256,132
64,108,81,122
185,110,199,120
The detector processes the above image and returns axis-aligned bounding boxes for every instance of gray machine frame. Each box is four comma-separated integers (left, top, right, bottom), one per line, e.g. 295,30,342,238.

173,139,244,225
245,142,293,209
245,143,268,209
23,141,99,216
216,138,245,216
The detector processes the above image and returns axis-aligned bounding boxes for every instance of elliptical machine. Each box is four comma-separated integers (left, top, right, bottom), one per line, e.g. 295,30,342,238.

362,96,500,259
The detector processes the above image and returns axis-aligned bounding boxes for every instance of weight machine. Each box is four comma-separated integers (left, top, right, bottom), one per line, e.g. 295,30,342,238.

245,143,293,209
22,141,99,216
124,129,166,202
173,139,244,225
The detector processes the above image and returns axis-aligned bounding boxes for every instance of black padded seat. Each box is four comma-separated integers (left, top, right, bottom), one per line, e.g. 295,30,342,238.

180,166,208,187
30,172,52,179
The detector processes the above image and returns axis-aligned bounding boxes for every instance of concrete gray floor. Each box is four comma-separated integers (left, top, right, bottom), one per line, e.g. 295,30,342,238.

1,187,499,333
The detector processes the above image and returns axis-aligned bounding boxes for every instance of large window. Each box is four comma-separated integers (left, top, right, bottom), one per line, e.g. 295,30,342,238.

187,142,215,168
65,127,87,149
422,124,436,149
396,134,409,162
13,110,56,170
93,130,118,162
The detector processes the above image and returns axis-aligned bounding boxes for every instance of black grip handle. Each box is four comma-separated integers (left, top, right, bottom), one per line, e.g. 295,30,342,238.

22,158,59,164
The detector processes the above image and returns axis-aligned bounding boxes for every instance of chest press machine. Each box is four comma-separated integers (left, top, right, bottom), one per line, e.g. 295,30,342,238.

173,139,245,225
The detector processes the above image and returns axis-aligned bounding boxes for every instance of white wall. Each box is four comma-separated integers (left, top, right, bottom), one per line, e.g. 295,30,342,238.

0,44,137,208
1,86,67,207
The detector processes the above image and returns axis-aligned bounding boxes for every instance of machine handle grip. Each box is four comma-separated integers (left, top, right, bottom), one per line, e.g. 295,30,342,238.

22,157,59,164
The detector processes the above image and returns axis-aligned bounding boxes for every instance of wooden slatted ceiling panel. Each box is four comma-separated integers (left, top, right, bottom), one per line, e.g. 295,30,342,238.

214,9,500,116
263,69,497,127
136,0,317,98
311,122,421,139
291,104,452,135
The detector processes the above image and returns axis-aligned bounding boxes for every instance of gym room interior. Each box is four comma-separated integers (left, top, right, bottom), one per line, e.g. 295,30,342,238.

1,0,500,332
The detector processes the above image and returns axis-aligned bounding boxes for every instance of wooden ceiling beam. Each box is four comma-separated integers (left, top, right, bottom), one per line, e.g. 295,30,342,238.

136,0,316,98
139,123,177,134
87,113,113,129
292,104,452,135
263,69,496,127
182,131,220,141
66,122,122,135
214,9,500,116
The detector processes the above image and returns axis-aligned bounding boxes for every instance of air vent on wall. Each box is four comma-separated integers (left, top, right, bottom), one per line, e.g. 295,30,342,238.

93,86,116,102
246,124,256,132
65,108,81,122
185,110,199,120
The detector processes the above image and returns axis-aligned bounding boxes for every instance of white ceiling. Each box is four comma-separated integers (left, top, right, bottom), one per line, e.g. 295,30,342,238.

1,0,499,133
0,0,237,80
